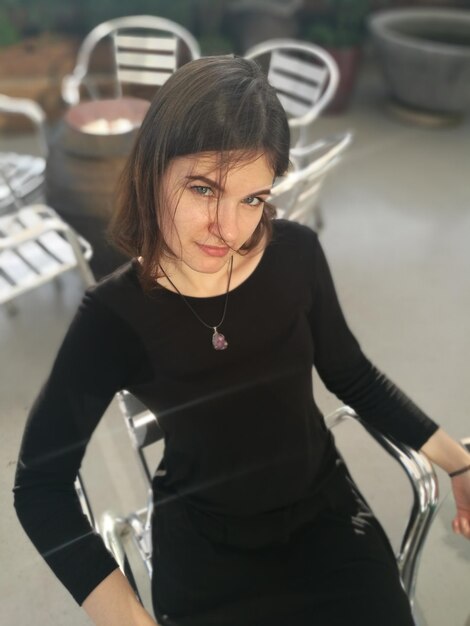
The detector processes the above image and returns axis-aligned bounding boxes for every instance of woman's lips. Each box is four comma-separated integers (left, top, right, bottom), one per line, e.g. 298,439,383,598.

197,243,230,257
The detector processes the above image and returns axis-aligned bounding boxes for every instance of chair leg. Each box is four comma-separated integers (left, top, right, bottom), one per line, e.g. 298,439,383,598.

4,300,18,316
313,202,325,232
61,227,96,288
77,259,96,289
53,276,63,293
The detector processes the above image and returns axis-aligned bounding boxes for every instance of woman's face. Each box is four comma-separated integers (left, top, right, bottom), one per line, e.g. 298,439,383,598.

160,151,274,275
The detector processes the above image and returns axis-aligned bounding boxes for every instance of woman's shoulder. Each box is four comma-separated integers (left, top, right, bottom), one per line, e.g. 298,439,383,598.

272,218,318,240
79,259,146,329
87,259,140,303
271,219,320,256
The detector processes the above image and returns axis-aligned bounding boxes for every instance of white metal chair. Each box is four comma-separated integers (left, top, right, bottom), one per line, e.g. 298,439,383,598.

0,96,95,308
0,204,94,306
244,39,340,150
0,94,48,213
95,390,439,616
270,131,353,230
62,15,201,106
326,406,439,606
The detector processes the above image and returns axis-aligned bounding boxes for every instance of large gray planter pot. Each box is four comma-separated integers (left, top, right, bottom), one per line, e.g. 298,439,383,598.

369,8,470,116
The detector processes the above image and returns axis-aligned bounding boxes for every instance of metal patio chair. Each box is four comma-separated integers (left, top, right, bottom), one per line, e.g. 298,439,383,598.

0,203,94,307
244,39,340,151
95,390,439,616
62,15,201,106
0,94,48,213
0,96,95,308
269,131,353,230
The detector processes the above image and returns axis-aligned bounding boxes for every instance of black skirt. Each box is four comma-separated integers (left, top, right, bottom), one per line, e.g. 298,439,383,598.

151,456,415,626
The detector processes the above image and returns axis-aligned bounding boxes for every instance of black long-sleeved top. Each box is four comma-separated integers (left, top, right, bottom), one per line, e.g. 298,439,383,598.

14,220,439,605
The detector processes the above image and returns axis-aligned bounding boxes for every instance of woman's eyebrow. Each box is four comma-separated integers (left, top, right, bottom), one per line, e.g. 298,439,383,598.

185,175,271,196
185,175,222,189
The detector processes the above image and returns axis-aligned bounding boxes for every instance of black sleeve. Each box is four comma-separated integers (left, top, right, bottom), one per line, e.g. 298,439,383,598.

308,233,439,450
13,289,142,605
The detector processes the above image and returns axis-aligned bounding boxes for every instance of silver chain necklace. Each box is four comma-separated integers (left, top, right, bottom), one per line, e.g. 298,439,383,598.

159,256,234,351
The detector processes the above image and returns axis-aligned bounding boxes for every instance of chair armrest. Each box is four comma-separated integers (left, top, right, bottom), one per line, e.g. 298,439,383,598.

117,391,165,449
0,94,45,126
100,509,151,603
289,131,353,170
61,73,83,107
325,405,439,605
100,512,134,580
0,95,48,156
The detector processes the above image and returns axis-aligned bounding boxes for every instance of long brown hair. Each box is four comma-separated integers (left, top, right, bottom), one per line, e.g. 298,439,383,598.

109,56,290,293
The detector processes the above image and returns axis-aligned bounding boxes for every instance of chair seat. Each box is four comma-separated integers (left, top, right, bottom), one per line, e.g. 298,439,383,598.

0,205,92,304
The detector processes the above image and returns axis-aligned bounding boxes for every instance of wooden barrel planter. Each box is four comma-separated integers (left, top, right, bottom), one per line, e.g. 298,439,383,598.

45,97,150,278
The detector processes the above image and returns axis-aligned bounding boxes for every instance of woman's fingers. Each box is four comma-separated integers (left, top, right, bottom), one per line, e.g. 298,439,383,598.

453,515,470,538
460,517,470,538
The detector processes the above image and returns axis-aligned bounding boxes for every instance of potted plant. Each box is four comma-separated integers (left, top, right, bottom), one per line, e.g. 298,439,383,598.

301,0,371,112
0,0,80,130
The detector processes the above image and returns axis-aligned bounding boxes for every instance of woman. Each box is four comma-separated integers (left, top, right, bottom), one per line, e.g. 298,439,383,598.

14,56,470,626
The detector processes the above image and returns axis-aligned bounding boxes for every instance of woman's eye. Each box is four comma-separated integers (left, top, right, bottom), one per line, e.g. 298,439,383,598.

244,196,264,207
191,185,214,197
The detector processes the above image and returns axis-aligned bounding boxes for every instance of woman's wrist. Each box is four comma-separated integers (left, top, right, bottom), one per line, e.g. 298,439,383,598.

449,464,470,478
420,428,470,475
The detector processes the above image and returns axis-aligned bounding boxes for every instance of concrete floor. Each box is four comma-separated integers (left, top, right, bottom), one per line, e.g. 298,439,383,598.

1,58,470,625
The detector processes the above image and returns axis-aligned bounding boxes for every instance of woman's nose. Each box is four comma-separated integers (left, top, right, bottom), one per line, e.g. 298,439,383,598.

208,201,239,243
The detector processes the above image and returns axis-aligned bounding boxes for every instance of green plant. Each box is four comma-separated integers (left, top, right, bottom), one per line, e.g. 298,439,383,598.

198,34,232,55
0,0,199,39
0,9,20,47
303,0,371,48
80,0,196,34
3,0,63,35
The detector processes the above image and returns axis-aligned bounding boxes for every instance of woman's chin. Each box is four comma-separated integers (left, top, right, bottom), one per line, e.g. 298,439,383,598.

174,252,233,276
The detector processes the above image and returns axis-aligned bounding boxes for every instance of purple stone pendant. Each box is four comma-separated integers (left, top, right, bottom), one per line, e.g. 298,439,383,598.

212,328,228,351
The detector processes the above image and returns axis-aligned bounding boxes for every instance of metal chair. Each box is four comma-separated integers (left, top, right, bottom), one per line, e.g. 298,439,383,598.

62,15,201,106
0,94,48,213
96,391,439,615
0,203,94,306
100,391,163,605
244,39,340,151
0,96,95,307
326,406,439,606
269,131,353,230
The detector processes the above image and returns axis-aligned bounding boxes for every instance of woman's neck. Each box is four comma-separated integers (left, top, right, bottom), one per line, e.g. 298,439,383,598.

157,238,266,298
159,257,234,298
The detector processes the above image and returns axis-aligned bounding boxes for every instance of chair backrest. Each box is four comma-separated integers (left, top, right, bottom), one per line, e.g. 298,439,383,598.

0,95,48,212
117,390,165,485
270,131,352,228
62,15,201,106
244,39,339,146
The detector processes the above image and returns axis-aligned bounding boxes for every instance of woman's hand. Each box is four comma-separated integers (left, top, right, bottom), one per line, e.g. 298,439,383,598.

420,428,470,540
451,470,470,539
